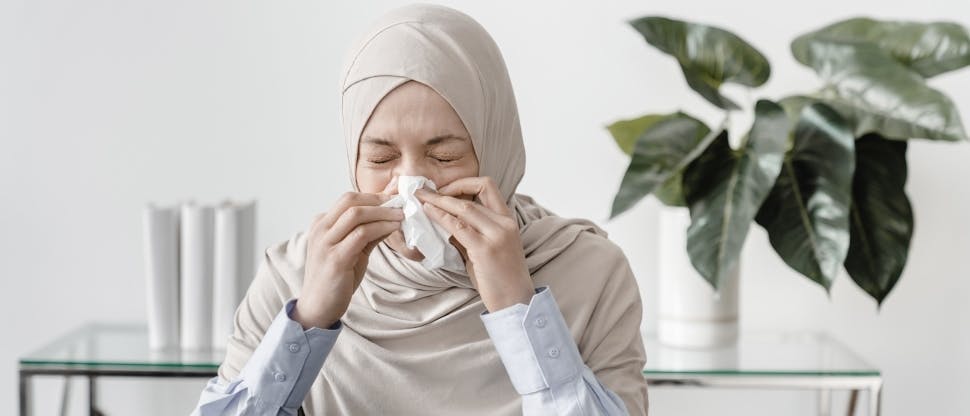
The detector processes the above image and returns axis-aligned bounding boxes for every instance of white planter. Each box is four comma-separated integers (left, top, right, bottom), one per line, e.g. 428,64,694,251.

657,207,740,349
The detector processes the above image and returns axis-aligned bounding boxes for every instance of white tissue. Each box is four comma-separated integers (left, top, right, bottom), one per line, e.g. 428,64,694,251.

380,176,466,272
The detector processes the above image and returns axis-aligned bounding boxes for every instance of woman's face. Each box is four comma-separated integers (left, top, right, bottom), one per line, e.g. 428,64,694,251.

356,80,479,261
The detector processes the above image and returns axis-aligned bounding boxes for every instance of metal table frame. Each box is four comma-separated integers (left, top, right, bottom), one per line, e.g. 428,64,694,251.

644,373,882,416
18,364,217,416
21,367,881,416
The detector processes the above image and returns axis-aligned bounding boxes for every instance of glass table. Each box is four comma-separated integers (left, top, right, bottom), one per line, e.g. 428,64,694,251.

642,331,882,416
20,323,881,416
18,323,221,416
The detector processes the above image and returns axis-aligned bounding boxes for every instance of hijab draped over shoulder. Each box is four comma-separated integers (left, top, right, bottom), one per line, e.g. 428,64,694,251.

218,4,649,415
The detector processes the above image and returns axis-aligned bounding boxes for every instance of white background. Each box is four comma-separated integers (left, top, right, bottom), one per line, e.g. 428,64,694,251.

2,0,968,414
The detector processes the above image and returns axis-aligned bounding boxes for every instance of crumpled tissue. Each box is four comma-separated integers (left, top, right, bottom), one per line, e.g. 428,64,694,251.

380,176,466,272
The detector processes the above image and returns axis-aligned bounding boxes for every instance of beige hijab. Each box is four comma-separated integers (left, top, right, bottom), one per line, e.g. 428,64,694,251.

219,4,649,415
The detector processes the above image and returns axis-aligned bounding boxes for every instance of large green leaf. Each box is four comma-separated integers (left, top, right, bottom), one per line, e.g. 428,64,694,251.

755,102,855,290
629,16,771,110
792,17,970,78
682,100,790,288
610,113,721,217
606,113,691,206
798,40,968,142
845,133,913,306
606,114,669,155
653,175,687,206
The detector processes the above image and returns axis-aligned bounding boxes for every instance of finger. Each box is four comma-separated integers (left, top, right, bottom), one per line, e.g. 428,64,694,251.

417,192,503,235
325,205,403,245
437,177,510,216
309,212,327,230
334,220,401,258
418,189,508,231
422,201,484,246
320,192,395,229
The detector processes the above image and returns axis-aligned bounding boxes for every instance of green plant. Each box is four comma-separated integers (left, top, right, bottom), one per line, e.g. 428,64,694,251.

607,16,970,306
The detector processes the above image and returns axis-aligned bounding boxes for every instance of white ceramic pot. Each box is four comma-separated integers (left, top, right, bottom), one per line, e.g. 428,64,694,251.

657,207,740,349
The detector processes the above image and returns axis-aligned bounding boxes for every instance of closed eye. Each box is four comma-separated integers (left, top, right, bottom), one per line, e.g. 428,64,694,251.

365,155,398,164
428,151,463,163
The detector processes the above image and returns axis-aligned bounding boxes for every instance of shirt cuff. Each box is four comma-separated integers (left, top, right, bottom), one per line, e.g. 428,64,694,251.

238,298,342,410
479,286,584,395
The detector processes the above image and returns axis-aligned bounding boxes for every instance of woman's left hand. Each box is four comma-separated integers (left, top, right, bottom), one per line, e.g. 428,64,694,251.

415,177,535,313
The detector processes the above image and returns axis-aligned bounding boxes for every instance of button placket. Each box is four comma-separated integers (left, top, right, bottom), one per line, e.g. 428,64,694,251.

524,289,580,386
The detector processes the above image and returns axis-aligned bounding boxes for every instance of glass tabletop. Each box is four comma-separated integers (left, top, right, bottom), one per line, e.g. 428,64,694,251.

19,323,222,372
642,331,880,377
20,323,877,378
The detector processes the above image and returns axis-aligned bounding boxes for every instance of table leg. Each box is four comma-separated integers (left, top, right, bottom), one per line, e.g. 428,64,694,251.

818,389,831,416
868,383,882,416
88,375,98,416
59,375,72,416
846,390,858,416
19,371,31,416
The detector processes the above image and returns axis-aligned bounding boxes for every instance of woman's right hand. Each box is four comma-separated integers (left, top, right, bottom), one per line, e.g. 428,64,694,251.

292,190,403,330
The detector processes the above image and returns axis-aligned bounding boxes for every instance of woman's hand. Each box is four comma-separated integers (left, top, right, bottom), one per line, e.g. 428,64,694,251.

415,177,535,313
293,189,403,330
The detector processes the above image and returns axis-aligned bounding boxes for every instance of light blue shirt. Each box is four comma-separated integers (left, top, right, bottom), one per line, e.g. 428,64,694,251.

192,286,629,415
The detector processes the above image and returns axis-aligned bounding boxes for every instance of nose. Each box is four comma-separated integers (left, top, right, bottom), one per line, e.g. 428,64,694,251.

394,156,434,181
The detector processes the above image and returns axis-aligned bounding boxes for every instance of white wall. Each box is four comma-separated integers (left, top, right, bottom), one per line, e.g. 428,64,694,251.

2,0,968,414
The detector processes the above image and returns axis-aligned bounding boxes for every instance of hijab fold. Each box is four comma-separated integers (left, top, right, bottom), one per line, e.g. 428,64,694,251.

219,4,649,414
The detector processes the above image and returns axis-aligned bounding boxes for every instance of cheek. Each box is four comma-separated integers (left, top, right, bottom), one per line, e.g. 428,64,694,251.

434,158,479,191
355,165,393,193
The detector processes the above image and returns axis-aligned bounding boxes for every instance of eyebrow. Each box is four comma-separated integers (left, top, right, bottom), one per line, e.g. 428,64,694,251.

361,134,468,146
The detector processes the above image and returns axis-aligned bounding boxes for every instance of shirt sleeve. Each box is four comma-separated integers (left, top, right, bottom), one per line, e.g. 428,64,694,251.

191,298,342,416
480,286,630,415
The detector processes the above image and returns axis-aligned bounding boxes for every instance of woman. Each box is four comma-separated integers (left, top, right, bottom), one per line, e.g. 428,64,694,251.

192,4,648,415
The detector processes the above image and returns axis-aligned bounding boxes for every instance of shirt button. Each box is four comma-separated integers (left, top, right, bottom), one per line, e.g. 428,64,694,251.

535,317,546,328
288,343,301,353
548,347,560,358
274,372,286,382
